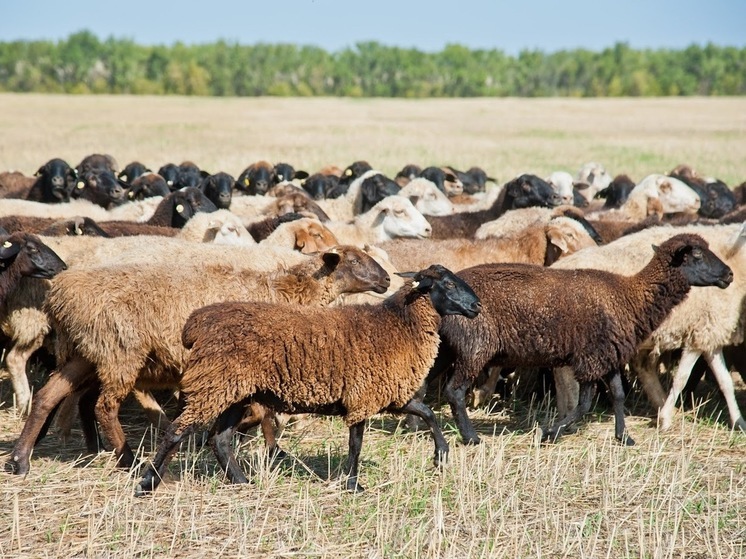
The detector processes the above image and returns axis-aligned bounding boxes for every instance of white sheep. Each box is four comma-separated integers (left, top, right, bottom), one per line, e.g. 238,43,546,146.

397,177,454,216
576,161,613,202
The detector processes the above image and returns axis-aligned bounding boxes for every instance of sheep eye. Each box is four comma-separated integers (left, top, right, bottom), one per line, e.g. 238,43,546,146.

691,248,702,259
444,280,455,289
394,210,405,217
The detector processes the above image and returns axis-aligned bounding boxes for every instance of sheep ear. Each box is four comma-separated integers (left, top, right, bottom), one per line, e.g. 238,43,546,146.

573,181,590,190
0,240,21,260
547,230,569,254
295,170,309,180
322,250,341,268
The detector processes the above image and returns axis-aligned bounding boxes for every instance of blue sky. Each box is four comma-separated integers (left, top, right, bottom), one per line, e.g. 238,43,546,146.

1,0,744,54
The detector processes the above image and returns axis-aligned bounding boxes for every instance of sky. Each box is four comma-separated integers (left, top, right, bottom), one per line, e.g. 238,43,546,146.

1,0,744,55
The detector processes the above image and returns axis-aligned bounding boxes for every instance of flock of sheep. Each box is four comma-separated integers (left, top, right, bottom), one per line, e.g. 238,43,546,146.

0,154,744,496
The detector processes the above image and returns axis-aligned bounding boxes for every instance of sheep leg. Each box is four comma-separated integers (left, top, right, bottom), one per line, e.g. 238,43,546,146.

541,381,595,443
5,357,95,475
403,382,428,432
396,399,449,468
472,366,502,408
631,349,668,409
78,383,108,453
608,367,635,446
703,351,746,432
135,420,196,496
5,338,43,415
553,366,579,419
235,403,286,459
444,378,480,445
209,400,250,484
94,384,136,469
659,348,701,430
344,421,366,492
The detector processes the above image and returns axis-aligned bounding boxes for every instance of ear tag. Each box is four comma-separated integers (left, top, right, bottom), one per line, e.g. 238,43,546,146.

121,175,127,182
244,178,250,186
167,180,174,186
277,174,284,181
77,181,85,189
345,168,353,176
2,241,11,248
411,280,420,289
176,204,184,213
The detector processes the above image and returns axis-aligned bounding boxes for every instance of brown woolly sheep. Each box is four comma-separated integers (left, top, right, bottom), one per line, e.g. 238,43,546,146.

135,264,481,495
424,233,732,446
0,171,37,199
6,246,391,475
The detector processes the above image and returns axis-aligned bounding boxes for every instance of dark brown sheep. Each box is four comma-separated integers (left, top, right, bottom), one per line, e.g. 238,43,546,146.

135,264,481,495
428,233,732,446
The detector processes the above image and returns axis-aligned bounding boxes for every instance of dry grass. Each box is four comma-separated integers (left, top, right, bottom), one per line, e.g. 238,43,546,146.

1,94,745,558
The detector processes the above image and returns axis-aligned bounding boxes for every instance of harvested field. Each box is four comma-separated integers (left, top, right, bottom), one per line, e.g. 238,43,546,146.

1,94,745,558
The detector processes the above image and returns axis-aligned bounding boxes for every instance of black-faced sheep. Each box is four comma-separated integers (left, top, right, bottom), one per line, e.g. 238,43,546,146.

425,234,732,446
156,163,180,189
419,167,463,198
593,174,636,209
76,153,118,176
134,264,481,495
126,172,170,201
394,164,422,187
426,174,564,239
198,171,235,210
71,170,129,209
236,161,274,195
273,162,308,184
300,172,339,200
25,159,78,204
6,246,391,475
118,161,150,184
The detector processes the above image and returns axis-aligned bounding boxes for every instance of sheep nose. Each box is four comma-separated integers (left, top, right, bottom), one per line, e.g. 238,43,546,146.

383,275,391,286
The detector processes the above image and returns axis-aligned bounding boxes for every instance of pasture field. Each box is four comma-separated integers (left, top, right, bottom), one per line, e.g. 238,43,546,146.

1,94,745,558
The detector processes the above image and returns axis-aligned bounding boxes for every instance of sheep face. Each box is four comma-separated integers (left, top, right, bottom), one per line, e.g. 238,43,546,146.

73,170,128,208
237,161,273,195
157,163,180,190
199,172,234,210
401,264,481,318
595,174,635,208
324,246,391,294
128,173,170,200
301,173,336,200
293,221,338,254
640,175,700,214
546,171,577,206
359,174,401,214
118,162,150,183
506,175,564,208
371,197,432,240
273,162,308,184
658,237,733,289
420,167,464,197
398,178,454,216
34,158,77,202
176,162,206,189
576,162,612,201
0,233,67,279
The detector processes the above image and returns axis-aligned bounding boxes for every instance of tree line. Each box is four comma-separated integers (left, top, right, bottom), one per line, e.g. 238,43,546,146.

0,30,744,97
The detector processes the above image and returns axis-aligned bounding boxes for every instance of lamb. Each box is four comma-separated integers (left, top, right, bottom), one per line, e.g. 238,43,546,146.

323,195,432,246
575,162,613,202
422,234,732,446
6,245,391,475
1,232,67,304
257,217,338,253
134,264,481,495
126,172,169,201
117,161,150,184
552,223,746,432
545,171,590,206
379,214,598,272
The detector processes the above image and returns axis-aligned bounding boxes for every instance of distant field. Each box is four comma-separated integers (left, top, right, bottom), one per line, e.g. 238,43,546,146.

1,94,744,184
1,94,745,558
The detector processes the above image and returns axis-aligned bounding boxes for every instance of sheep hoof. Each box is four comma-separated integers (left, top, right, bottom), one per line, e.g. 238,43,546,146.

4,456,28,476
617,434,636,446
733,417,746,433
540,427,562,444
134,473,156,497
268,446,287,461
345,478,365,493
461,435,481,446
434,450,449,469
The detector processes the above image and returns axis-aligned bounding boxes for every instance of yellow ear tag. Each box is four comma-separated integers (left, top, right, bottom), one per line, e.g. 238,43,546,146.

244,178,250,186
411,280,419,289
277,174,284,181
176,204,184,213
121,175,127,182
2,241,12,248
77,181,85,189
345,168,353,176
167,180,174,186
128,191,135,199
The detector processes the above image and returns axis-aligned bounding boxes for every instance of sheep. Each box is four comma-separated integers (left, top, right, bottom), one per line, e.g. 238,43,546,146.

198,172,236,210
257,217,338,253
588,174,700,222
545,171,590,207
262,191,331,222
0,215,111,237
126,172,169,201
71,170,129,209
394,164,422,187
324,195,432,247
0,232,67,411
134,264,482,495
76,153,118,175
0,196,162,222
315,169,395,221
576,162,613,202
380,214,598,272
0,171,37,199
419,167,464,197
426,174,564,239
272,162,308,185
668,164,736,219
299,172,340,200
397,177,455,216
19,159,77,203
421,233,732,446
117,161,150,184
552,223,746,432
592,174,636,210
236,160,274,195
5,245,391,475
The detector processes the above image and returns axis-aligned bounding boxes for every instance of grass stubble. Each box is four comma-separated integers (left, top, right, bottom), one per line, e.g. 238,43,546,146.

0,94,745,558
